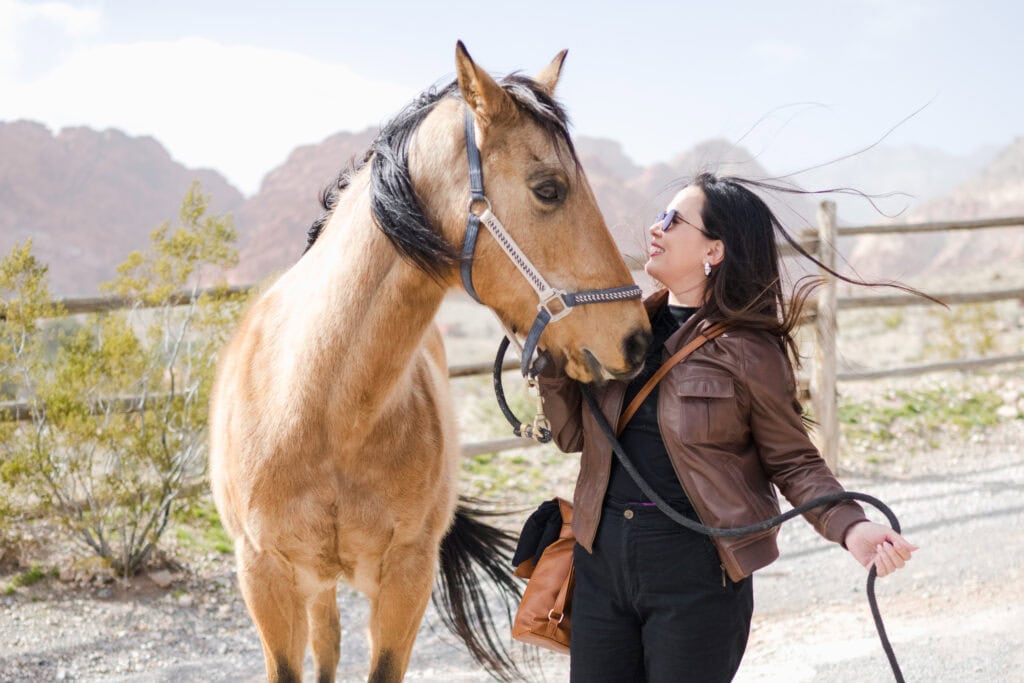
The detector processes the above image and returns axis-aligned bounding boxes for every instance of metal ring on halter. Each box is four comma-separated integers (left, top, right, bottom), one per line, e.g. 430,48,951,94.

467,196,493,216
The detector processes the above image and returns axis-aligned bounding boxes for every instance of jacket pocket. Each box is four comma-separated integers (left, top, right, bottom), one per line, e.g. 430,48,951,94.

676,376,739,443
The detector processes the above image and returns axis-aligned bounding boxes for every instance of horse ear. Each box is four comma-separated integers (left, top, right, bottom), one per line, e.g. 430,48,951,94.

455,41,514,126
534,49,568,95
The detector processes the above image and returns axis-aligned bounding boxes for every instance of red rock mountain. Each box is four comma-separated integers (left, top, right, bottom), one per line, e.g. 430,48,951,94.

232,128,378,284
0,121,243,296
4,119,1019,297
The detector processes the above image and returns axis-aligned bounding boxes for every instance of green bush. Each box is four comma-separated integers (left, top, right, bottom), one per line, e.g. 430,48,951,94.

0,182,248,576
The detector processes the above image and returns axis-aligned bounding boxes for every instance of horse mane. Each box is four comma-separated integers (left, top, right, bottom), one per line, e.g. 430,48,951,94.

304,148,373,254
304,75,578,278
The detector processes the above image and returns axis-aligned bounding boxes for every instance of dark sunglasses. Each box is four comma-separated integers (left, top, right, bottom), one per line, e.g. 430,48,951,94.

655,209,708,236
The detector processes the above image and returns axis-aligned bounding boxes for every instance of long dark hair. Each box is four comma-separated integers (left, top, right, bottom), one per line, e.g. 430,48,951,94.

691,172,936,365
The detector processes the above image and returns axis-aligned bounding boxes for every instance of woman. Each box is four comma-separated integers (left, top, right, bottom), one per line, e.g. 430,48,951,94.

537,173,917,682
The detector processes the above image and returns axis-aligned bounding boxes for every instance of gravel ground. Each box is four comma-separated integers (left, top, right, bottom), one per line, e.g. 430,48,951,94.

2,401,1022,682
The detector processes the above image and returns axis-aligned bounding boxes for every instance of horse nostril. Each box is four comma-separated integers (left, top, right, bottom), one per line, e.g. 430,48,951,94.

623,327,651,370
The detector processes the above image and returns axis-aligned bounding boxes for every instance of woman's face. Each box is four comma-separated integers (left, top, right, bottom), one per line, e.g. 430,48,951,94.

644,185,722,303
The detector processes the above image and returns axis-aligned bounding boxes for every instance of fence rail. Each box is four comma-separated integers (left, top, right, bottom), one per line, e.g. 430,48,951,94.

836,215,1023,237
4,213,1023,467
837,287,1024,310
58,285,254,317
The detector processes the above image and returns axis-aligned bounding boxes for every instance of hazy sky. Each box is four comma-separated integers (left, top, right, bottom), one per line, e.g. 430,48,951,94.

2,0,1021,196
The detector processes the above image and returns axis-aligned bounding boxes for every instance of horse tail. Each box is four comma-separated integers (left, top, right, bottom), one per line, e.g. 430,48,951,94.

432,497,525,682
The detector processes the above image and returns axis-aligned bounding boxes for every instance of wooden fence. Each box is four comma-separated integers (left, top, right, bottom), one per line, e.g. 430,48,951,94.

4,210,1023,468
804,205,1024,469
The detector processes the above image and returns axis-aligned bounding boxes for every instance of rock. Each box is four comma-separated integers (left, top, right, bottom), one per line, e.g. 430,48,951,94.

147,570,175,588
177,594,194,607
996,404,1019,419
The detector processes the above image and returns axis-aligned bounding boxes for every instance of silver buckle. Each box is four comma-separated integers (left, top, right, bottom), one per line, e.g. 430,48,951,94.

538,289,572,322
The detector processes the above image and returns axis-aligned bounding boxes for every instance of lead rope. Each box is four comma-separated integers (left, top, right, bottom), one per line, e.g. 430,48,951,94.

492,335,552,442
489,344,904,681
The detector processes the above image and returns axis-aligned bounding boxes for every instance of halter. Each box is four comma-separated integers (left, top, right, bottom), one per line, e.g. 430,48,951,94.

460,107,642,376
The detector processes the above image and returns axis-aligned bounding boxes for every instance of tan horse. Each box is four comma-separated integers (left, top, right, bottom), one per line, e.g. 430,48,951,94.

209,42,650,683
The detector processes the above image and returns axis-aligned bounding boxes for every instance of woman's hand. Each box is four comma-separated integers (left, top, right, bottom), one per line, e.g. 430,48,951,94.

844,521,918,577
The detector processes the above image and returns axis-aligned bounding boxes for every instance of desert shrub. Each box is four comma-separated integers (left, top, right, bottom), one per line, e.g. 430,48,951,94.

0,182,248,576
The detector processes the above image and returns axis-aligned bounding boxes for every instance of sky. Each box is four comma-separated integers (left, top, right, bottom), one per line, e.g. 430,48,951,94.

1,0,1021,196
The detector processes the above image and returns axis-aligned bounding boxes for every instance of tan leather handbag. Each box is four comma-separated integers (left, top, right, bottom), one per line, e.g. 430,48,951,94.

511,497,574,653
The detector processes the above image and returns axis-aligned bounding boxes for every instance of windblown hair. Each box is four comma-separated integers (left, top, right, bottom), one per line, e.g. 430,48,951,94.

305,75,578,279
690,172,938,366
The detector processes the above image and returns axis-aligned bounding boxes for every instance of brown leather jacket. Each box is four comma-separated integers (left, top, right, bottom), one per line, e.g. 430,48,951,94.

538,291,867,581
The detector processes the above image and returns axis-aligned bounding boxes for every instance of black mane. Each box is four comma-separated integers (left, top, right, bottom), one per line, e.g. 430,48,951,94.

304,75,577,279
304,148,373,253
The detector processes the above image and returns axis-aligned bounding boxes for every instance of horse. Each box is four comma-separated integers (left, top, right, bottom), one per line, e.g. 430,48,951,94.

208,42,651,683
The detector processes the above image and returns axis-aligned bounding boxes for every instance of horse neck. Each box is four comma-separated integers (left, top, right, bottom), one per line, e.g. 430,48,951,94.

273,170,449,412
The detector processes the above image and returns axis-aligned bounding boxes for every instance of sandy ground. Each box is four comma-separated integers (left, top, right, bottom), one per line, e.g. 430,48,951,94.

1,414,1022,682
2,282,1023,682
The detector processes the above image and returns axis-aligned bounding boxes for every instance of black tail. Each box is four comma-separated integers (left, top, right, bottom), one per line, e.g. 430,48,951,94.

432,497,525,682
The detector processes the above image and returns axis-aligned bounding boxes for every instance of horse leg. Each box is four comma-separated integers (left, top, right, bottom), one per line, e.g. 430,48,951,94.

236,540,309,682
366,542,436,682
307,584,341,683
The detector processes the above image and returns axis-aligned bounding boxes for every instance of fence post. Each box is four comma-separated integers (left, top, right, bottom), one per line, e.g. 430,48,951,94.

812,201,839,472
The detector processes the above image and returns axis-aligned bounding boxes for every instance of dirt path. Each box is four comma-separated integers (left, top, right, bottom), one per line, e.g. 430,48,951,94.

735,421,1024,682
2,421,1022,682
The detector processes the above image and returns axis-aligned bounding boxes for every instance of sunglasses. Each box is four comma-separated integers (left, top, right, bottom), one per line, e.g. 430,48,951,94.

655,209,709,236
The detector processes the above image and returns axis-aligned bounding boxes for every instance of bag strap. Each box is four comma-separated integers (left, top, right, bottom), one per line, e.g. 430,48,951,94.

615,322,729,436
548,563,574,626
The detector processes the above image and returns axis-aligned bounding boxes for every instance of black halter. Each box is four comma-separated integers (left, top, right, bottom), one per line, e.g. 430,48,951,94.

459,108,642,376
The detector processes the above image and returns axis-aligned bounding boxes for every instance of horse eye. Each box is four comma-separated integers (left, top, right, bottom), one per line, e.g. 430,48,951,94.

532,181,564,204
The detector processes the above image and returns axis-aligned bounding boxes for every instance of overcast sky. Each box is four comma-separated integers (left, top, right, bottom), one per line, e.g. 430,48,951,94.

2,0,1020,196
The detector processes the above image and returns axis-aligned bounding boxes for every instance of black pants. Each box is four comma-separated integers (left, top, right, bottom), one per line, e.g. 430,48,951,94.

570,500,754,683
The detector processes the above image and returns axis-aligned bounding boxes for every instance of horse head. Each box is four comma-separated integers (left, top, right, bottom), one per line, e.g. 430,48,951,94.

403,42,650,383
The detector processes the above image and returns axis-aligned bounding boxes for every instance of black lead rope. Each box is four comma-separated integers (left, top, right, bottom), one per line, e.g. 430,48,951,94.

489,345,904,681
492,336,552,442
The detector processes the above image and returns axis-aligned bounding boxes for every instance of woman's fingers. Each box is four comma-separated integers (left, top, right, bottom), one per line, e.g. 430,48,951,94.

848,524,919,576
874,541,907,576
892,541,916,561
887,531,919,555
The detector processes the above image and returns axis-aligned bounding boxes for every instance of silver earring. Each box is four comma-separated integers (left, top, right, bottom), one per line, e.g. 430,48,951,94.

704,261,711,277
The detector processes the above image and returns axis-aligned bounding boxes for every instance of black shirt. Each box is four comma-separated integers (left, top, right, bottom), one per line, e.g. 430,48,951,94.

605,303,700,518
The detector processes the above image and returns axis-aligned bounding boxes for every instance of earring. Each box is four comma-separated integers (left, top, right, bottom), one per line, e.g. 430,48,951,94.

704,261,711,277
